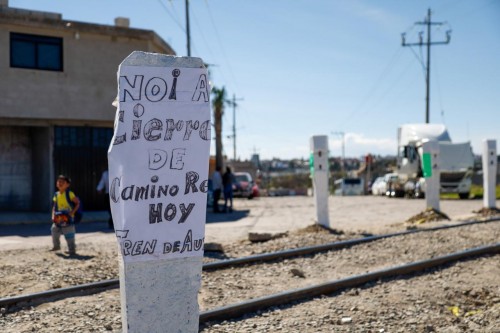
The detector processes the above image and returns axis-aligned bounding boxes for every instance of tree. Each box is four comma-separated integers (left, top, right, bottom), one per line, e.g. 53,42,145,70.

211,86,226,169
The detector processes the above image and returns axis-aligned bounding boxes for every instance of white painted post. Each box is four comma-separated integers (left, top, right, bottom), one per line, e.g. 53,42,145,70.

310,135,330,228
108,51,211,332
422,139,440,211
482,139,497,209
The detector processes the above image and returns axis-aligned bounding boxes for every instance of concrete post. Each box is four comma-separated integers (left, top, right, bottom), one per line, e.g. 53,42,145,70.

310,135,330,228
109,51,210,332
422,139,440,211
482,140,497,209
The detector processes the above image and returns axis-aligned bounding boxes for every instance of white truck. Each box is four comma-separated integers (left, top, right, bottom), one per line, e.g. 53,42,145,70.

392,123,475,199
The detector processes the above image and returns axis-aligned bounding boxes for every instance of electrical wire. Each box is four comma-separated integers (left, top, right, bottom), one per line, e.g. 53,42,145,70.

344,52,421,129
167,0,184,26
407,44,426,79
157,0,204,57
362,55,420,116
156,0,185,32
433,50,446,125
336,46,403,129
189,7,217,59
203,0,240,94
337,24,422,129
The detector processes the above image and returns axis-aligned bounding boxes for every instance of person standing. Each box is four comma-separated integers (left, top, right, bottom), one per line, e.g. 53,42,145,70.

223,166,235,213
97,170,113,229
212,166,223,213
50,175,80,255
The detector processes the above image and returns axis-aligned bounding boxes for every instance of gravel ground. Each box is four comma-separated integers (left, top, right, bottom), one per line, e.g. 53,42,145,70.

200,255,500,333
0,218,498,332
199,223,500,310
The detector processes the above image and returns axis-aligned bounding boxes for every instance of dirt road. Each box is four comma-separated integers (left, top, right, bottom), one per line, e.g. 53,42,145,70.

0,195,492,251
205,195,490,244
0,195,498,333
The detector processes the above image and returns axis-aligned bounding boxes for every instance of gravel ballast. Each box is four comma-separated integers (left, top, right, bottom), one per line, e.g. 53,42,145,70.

0,219,498,332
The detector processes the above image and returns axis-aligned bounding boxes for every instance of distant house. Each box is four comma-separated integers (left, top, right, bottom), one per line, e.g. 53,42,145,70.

0,1,175,212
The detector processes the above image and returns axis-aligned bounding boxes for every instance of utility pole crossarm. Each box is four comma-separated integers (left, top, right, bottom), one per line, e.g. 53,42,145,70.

402,40,450,46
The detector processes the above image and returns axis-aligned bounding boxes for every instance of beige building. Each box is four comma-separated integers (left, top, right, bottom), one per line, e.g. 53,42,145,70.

0,1,175,212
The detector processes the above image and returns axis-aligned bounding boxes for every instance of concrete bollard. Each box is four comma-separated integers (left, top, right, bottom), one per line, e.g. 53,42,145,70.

482,140,497,209
310,135,330,228
422,139,440,211
108,51,210,332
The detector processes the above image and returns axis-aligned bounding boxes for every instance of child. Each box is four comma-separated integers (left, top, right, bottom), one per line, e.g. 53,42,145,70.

50,175,80,255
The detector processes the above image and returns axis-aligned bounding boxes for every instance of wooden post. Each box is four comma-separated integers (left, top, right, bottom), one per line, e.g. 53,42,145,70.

482,140,497,209
108,51,210,332
310,135,330,228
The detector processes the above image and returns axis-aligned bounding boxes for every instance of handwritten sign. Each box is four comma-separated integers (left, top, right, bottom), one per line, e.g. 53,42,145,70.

109,52,210,263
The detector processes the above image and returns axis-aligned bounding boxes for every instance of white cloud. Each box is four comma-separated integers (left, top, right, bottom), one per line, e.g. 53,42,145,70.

220,132,397,161
330,132,397,158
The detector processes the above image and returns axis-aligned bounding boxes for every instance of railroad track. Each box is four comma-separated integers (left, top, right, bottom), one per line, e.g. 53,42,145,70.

199,243,500,324
1,217,499,323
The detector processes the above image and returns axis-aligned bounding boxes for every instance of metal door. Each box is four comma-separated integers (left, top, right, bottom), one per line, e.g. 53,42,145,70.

53,126,113,210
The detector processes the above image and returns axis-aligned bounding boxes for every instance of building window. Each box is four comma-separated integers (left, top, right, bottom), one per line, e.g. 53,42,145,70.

10,32,63,71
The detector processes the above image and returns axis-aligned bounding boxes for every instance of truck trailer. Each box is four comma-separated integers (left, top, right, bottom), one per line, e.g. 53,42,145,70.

392,123,474,199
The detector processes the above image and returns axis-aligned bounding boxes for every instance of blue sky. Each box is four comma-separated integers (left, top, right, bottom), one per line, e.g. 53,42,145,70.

11,0,500,160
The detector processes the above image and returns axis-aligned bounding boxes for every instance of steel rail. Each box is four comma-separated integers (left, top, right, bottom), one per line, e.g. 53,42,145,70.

203,217,500,270
0,279,118,308
0,217,498,308
199,243,500,324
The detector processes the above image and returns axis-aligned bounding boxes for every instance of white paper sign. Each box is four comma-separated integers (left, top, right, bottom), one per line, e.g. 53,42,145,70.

108,52,211,263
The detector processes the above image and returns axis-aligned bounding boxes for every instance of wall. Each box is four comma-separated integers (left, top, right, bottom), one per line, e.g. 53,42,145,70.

0,11,175,126
31,126,53,212
0,126,32,210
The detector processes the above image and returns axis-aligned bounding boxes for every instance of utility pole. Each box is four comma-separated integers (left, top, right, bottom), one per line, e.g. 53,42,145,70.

402,8,451,123
332,131,345,175
185,0,191,56
227,94,243,161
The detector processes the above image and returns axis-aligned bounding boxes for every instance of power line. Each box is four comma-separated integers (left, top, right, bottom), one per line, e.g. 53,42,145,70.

402,8,451,124
433,49,446,125
157,0,185,32
337,24,417,129
339,47,414,129
189,5,218,61
203,0,240,93
158,0,195,57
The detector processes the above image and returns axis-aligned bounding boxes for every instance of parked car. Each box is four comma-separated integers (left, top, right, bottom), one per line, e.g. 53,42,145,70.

233,172,256,199
251,183,260,198
333,178,364,196
371,176,386,196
